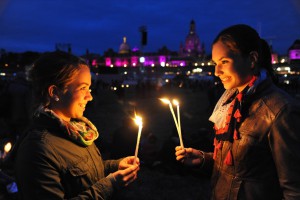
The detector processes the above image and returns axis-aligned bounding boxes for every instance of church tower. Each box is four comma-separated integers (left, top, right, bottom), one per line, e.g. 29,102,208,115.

119,37,131,54
179,20,204,57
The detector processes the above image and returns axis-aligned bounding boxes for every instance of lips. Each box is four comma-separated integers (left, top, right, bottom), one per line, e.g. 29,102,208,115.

79,103,86,110
220,76,231,83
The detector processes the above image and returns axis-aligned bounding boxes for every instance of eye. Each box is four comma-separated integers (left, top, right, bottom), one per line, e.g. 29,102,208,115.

80,86,90,92
221,60,229,65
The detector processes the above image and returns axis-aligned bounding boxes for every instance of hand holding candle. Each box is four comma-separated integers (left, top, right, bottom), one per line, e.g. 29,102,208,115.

133,115,143,165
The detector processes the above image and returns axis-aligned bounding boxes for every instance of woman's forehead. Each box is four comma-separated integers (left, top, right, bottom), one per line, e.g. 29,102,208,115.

65,65,91,87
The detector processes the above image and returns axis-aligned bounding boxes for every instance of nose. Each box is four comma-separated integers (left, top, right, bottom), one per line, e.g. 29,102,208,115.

86,90,93,101
214,64,222,77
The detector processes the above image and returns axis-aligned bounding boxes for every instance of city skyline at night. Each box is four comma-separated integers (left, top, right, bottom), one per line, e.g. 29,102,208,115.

1,0,300,56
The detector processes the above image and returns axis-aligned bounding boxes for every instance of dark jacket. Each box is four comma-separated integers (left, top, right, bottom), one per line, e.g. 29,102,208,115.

204,79,300,200
15,112,121,200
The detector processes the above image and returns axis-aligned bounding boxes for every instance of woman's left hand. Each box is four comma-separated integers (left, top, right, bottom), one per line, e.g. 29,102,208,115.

119,156,140,170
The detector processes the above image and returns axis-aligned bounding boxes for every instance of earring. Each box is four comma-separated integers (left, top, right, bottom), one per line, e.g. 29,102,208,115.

54,97,60,102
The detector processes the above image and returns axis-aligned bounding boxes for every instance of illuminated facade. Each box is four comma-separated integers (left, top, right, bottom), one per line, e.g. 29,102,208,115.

103,20,206,68
102,21,299,70
288,40,300,60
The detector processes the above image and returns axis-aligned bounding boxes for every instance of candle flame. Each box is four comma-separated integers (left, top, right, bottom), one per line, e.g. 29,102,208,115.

134,115,143,126
159,98,170,104
4,142,12,153
172,99,179,106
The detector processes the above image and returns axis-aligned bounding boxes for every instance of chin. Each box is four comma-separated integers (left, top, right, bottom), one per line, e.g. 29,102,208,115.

74,113,84,119
223,85,231,90
223,83,235,90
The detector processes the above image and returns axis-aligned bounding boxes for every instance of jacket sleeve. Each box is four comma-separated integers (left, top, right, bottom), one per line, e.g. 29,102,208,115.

269,102,300,199
15,137,115,200
103,158,122,176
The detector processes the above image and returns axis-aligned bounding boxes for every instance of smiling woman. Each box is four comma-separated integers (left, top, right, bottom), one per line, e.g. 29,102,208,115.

48,64,93,121
14,51,140,199
175,24,300,200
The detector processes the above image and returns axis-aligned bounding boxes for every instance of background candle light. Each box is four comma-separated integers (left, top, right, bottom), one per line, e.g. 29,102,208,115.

133,115,143,165
2,142,12,159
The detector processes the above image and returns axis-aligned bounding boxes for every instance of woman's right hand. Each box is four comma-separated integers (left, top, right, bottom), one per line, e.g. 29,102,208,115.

111,164,139,188
175,146,204,167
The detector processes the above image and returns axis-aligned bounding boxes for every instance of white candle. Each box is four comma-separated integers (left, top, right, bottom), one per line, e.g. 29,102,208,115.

160,98,179,130
173,99,184,148
160,98,184,148
133,115,143,165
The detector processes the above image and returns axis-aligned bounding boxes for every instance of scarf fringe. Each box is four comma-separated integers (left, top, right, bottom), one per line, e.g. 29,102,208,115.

213,139,223,160
233,129,239,140
234,109,242,122
224,150,233,166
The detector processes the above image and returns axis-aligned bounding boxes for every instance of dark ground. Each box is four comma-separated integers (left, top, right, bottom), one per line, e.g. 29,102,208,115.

1,76,299,200
0,77,219,200
84,79,300,200
84,84,219,200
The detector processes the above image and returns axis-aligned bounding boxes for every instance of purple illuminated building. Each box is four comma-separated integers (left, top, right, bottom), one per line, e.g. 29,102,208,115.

103,20,207,68
96,20,300,72
288,40,300,60
179,20,204,57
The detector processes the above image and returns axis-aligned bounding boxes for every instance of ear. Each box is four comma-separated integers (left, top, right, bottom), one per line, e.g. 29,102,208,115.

48,85,59,99
249,51,258,69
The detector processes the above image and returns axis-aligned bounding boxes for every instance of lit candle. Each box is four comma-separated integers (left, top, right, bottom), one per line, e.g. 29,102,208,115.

160,98,184,148
173,99,184,148
2,142,12,159
160,98,179,130
133,115,143,165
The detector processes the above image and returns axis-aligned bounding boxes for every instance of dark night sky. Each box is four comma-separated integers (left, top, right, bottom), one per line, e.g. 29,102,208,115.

1,0,300,56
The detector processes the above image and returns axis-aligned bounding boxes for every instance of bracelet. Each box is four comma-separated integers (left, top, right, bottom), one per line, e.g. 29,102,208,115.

199,150,205,168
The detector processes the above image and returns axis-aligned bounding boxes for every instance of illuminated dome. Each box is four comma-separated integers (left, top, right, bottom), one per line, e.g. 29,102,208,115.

119,37,131,54
179,20,204,57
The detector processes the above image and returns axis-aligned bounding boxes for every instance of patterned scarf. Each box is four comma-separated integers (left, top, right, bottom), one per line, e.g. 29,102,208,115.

209,70,267,165
40,108,99,146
